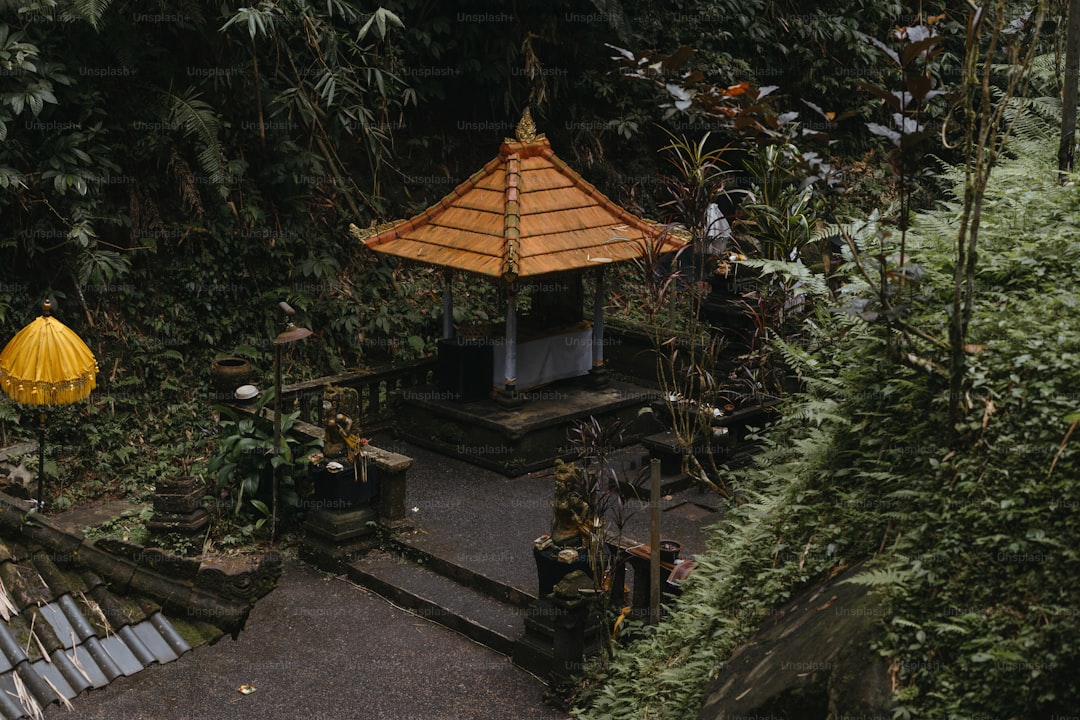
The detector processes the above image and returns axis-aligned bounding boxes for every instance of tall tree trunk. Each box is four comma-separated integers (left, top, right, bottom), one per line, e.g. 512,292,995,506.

1059,0,1080,177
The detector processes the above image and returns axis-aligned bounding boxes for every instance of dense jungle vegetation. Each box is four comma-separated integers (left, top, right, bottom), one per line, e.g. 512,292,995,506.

577,117,1080,720
2,1,1079,716
0,0,922,511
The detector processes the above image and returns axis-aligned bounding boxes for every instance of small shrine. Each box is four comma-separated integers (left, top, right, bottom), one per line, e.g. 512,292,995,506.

350,109,688,405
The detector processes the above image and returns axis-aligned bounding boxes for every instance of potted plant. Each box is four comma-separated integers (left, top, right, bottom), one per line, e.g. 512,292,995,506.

208,391,318,530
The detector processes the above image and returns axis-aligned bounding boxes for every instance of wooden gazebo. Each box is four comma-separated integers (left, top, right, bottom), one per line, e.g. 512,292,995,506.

350,109,687,403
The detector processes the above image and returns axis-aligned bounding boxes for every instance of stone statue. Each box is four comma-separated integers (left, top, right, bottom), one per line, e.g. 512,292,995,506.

550,459,593,548
322,384,362,460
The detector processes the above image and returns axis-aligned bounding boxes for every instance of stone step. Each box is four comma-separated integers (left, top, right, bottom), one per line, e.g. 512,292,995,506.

0,442,36,463
346,550,525,656
388,536,537,610
49,501,148,535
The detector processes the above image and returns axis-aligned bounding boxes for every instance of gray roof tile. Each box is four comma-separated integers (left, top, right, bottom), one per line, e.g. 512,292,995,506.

14,658,56,709
0,573,181,720
62,643,109,689
31,657,75,701
78,636,122,684
0,492,279,718
131,620,179,664
49,649,92,697
57,595,95,642
0,624,27,669
99,634,143,677
149,612,191,655
37,603,74,650
116,624,155,667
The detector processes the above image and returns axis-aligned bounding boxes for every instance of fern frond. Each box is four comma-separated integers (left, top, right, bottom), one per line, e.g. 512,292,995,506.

842,566,913,588
59,0,113,30
164,87,230,199
784,397,849,428
739,258,830,298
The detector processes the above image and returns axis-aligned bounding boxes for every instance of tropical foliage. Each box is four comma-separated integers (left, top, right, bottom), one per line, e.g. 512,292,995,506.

575,3,1073,716
573,56,1080,720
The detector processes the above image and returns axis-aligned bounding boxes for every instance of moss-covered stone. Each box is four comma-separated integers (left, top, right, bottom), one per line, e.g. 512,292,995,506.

697,564,891,720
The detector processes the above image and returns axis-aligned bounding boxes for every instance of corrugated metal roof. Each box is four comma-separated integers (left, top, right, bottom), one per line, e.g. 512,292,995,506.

352,108,689,282
0,542,192,720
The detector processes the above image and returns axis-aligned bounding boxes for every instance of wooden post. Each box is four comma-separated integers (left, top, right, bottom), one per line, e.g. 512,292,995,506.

36,411,45,508
504,285,518,394
588,265,610,388
272,343,282,544
592,266,605,368
442,271,454,339
1060,0,1080,177
649,457,661,625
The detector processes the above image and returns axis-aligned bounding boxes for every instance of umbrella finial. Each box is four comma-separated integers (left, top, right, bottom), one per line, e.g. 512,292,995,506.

42,299,52,317
515,107,537,143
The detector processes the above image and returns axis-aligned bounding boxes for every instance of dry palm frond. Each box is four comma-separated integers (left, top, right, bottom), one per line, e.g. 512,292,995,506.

67,633,92,685
42,675,73,711
168,149,205,218
24,612,50,663
0,577,19,621
78,591,112,637
10,670,44,720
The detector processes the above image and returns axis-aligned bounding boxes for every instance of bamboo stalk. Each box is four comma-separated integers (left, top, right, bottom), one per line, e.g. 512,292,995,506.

649,458,661,626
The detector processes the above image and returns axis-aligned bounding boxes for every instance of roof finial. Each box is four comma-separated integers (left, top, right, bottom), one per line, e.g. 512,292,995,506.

515,107,537,143
42,299,52,317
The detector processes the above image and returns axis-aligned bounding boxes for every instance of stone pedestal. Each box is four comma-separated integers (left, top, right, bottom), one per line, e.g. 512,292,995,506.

148,477,209,536
586,365,609,389
549,571,595,688
642,431,687,477
304,506,377,543
492,386,525,408
512,570,601,700
371,448,411,529
299,505,379,569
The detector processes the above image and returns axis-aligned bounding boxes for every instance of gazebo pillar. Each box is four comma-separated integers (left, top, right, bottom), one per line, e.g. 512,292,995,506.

588,265,609,388
495,283,523,407
442,270,454,339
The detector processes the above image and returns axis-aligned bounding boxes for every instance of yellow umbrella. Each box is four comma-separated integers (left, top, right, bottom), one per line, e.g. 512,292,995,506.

0,300,98,506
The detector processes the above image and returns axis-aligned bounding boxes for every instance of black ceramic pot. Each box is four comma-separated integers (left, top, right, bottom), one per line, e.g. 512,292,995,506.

658,539,682,564
210,357,254,394
302,461,381,511
533,545,593,598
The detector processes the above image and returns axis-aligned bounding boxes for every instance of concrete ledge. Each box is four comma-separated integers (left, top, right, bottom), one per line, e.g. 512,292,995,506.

397,379,657,476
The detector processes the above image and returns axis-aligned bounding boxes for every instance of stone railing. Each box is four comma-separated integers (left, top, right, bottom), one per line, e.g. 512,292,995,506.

280,358,437,432
226,360,419,530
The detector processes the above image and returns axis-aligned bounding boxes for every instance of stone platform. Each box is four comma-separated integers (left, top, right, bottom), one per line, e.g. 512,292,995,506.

394,377,661,476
